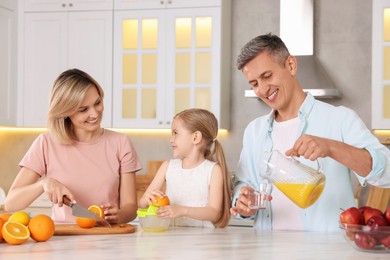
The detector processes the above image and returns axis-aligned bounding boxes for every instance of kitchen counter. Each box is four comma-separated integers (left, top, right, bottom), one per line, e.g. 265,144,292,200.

0,224,389,259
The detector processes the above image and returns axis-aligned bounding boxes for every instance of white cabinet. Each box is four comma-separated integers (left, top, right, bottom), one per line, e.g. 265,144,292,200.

0,1,16,125
23,0,113,12
20,2,113,127
372,0,390,129
112,0,231,129
114,0,222,10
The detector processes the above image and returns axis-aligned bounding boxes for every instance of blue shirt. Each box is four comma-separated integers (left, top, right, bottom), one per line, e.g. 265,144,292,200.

233,93,390,231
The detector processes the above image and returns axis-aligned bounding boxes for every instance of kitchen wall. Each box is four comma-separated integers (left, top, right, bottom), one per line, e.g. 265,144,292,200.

0,0,376,193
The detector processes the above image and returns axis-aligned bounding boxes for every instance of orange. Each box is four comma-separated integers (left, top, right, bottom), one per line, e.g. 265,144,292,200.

88,205,105,218
0,213,11,222
76,217,96,228
151,195,170,207
75,204,104,229
2,221,30,245
28,214,55,242
0,218,4,241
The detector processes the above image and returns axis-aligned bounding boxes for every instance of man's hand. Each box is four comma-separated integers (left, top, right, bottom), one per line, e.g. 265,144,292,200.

230,186,258,217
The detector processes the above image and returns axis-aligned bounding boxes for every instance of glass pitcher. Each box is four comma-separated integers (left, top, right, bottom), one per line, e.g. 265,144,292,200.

263,150,326,209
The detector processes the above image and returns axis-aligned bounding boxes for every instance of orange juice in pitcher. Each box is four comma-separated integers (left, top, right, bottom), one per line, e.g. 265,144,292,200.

264,150,326,208
273,182,325,209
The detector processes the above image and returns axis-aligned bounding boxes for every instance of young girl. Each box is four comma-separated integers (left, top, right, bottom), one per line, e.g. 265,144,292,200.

5,68,142,224
139,108,232,228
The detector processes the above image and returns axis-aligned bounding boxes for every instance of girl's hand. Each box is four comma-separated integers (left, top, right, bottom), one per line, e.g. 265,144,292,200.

42,177,73,207
156,205,185,218
142,190,167,206
100,202,120,224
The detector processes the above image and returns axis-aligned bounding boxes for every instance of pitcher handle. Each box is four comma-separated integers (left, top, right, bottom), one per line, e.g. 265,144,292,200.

291,155,323,173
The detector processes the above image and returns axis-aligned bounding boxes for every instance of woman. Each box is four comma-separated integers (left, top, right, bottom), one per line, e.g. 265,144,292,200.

5,69,142,224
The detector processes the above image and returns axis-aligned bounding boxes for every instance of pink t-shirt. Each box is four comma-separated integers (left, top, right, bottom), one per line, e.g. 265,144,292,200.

19,129,142,223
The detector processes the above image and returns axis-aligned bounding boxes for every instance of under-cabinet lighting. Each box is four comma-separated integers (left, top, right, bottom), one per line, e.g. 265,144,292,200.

0,127,228,135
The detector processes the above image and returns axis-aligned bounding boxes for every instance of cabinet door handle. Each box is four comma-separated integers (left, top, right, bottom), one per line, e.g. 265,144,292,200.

62,3,66,7
160,0,164,4
166,121,170,125
168,0,172,4
159,121,163,125
69,3,73,7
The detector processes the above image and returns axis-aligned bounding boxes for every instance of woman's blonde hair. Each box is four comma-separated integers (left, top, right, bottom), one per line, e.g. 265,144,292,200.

174,108,232,227
47,68,104,144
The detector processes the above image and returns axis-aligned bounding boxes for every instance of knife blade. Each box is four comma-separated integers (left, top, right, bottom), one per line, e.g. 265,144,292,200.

63,196,111,228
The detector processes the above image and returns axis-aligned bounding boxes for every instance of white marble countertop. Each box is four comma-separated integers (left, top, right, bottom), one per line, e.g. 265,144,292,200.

1,224,389,259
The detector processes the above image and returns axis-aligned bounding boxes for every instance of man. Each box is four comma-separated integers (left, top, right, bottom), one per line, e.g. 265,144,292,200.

230,33,390,231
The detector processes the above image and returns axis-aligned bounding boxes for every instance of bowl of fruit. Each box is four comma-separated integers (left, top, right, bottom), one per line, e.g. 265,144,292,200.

339,206,390,253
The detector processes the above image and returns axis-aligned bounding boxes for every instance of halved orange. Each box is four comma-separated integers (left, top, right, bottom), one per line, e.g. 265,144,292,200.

2,221,30,245
75,205,104,229
88,205,105,218
75,217,96,229
151,195,170,207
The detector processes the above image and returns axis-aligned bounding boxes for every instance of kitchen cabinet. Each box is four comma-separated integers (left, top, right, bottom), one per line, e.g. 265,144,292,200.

0,1,16,125
20,1,113,127
112,0,231,129
372,0,390,129
23,0,113,12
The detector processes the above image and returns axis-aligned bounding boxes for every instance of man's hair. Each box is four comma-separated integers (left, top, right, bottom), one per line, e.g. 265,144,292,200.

236,33,290,70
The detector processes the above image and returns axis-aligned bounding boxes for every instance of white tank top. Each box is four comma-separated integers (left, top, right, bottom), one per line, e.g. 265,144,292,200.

166,159,216,228
271,117,304,230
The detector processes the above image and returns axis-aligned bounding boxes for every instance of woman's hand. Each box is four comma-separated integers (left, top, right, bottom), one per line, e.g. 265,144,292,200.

100,202,120,224
41,177,73,207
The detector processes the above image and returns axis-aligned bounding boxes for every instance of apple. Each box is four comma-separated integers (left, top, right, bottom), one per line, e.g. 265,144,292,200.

358,206,372,216
380,234,390,250
363,208,384,224
340,207,364,225
366,215,389,228
385,207,390,224
354,232,377,250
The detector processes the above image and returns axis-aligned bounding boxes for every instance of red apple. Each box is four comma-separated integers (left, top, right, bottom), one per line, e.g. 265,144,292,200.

385,207,390,224
354,232,377,250
358,206,372,216
380,234,390,250
363,208,384,224
340,207,364,225
366,215,389,228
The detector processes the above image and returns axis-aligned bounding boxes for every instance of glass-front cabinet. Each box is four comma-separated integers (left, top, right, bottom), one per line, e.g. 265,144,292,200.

372,0,390,129
113,0,231,129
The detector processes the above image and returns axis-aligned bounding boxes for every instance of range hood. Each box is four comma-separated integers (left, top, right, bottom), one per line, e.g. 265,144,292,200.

245,0,341,99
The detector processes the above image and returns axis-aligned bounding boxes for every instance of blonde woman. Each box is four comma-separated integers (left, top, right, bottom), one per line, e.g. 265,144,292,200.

140,108,232,228
5,69,142,224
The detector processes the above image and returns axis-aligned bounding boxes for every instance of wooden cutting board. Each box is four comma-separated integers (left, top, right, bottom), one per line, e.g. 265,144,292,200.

54,223,136,235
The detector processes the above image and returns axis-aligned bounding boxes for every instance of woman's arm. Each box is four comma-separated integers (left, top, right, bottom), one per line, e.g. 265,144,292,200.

5,167,74,211
112,172,138,224
5,168,42,211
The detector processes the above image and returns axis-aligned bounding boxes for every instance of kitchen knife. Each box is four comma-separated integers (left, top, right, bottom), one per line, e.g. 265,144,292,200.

63,196,111,228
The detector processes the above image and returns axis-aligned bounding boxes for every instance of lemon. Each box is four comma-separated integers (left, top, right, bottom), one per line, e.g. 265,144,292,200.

9,211,30,226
